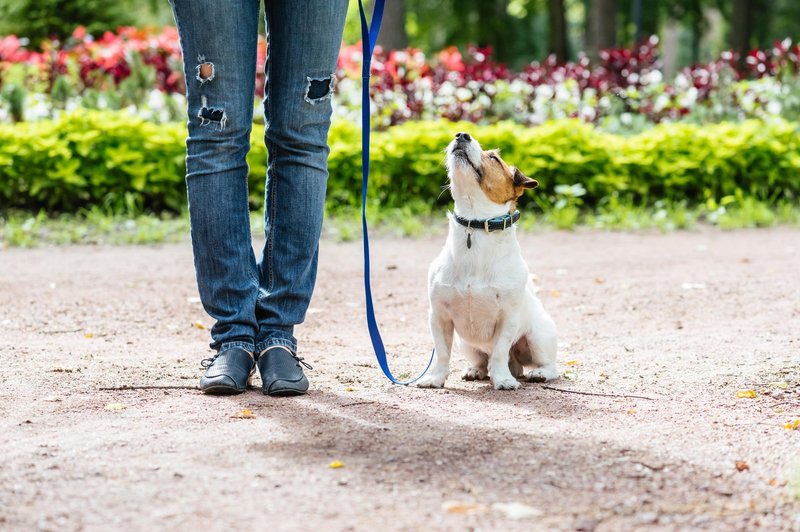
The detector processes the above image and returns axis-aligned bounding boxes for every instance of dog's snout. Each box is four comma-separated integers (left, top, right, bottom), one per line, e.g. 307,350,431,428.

455,132,472,143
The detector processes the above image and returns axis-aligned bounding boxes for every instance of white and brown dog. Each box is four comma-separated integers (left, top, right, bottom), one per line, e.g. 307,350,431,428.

417,132,559,390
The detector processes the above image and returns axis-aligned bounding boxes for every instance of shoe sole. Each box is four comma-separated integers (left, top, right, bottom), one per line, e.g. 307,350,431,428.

201,385,246,395
263,382,308,397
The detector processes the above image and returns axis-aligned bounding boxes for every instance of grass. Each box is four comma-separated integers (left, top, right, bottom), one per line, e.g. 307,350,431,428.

1,199,799,248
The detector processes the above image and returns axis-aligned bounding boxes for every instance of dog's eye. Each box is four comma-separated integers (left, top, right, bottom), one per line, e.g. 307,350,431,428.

488,154,499,162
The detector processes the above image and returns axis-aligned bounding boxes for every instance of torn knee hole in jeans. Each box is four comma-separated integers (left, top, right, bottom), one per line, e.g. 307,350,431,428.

196,55,215,84
304,75,336,104
198,95,227,129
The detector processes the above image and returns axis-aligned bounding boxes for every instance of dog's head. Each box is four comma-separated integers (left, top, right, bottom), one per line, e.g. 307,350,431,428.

445,132,538,211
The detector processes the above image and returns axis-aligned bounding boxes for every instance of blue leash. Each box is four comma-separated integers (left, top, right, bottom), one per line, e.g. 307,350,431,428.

358,0,434,385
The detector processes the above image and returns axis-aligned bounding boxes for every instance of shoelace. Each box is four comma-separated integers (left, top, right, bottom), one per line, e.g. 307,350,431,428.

293,355,313,370
200,354,219,369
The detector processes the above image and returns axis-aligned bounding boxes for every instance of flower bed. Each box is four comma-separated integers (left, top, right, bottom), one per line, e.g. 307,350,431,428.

1,27,800,129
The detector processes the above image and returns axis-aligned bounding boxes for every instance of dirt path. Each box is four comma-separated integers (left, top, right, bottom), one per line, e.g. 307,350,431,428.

1,228,799,531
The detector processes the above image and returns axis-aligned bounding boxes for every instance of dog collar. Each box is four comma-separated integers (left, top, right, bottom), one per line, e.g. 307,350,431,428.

452,210,521,233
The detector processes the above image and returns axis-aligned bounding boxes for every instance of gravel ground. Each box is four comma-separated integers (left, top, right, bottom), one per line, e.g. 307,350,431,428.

1,227,799,531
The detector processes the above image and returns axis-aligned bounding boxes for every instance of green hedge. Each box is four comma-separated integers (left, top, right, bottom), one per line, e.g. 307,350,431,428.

1,111,799,214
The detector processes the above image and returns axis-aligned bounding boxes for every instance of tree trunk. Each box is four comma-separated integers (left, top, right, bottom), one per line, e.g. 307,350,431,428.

731,0,752,66
588,0,617,60
375,0,408,51
548,0,568,62
475,0,509,61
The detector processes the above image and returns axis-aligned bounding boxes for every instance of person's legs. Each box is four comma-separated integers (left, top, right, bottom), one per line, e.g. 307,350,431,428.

255,0,349,356
171,0,261,355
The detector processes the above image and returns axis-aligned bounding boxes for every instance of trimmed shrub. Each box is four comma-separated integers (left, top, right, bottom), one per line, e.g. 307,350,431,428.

1,111,798,214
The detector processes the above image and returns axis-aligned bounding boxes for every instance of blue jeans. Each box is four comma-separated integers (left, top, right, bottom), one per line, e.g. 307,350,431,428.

170,0,348,354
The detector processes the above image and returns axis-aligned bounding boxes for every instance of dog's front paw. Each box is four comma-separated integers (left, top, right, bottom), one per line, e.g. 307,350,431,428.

416,373,447,388
492,375,521,390
462,367,489,381
524,366,559,383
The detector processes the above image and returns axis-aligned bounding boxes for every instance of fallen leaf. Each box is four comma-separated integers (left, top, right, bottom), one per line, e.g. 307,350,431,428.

735,460,749,472
104,403,127,411
735,389,757,399
84,332,94,339
739,257,750,263
769,381,789,389
442,501,486,515
626,408,637,415
598,371,610,381
784,419,800,431
491,502,542,519
562,369,577,381
192,321,207,330
768,478,778,486
344,387,354,392
549,290,562,297
230,409,256,419
563,359,580,366
328,460,344,469
594,276,606,284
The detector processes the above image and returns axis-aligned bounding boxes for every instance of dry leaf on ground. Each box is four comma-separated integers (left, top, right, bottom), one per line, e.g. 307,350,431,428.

735,460,749,472
784,419,799,431
230,409,256,419
104,403,127,411
735,390,757,399
442,501,486,515
328,460,344,469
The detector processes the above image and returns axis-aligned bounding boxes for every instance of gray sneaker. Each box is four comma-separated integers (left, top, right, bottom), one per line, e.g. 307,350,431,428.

257,346,311,396
199,347,255,395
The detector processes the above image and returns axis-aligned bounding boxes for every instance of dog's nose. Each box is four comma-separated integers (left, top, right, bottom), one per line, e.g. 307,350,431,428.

455,132,471,142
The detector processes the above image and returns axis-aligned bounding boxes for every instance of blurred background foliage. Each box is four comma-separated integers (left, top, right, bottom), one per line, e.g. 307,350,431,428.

2,0,800,69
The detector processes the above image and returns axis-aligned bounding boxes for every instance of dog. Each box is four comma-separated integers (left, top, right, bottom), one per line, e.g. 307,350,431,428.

417,132,559,390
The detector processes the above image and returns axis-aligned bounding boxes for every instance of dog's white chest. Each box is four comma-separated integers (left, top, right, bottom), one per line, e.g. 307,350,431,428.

430,232,528,348
435,282,509,345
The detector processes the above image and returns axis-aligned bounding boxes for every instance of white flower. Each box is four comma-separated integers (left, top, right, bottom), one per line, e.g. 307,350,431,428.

535,84,554,100
674,73,690,91
641,70,663,85
677,87,698,108
766,100,782,115
654,93,670,112
455,87,473,102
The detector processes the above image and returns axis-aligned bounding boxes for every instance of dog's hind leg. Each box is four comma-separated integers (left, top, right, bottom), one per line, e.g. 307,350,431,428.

461,343,489,381
508,341,526,378
522,310,559,382
417,310,454,388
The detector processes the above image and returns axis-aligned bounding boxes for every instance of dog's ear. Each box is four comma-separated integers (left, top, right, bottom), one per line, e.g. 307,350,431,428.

513,167,539,189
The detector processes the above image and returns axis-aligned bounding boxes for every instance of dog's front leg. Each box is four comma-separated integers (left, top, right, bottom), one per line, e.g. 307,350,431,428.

417,311,453,388
488,318,522,390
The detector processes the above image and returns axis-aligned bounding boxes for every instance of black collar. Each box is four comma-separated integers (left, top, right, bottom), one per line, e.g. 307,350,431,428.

452,210,521,232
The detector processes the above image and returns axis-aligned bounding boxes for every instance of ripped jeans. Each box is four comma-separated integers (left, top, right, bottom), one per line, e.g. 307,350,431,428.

170,0,348,354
